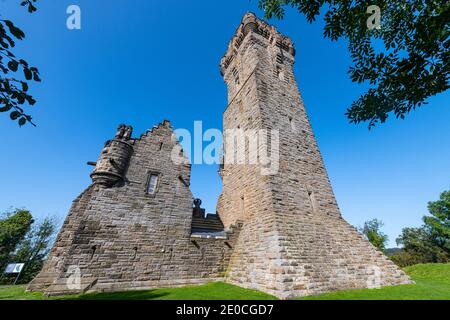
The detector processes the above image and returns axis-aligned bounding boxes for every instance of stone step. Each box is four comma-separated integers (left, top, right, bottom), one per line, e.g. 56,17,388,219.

191,215,225,233
192,222,224,229
44,277,98,297
26,272,60,292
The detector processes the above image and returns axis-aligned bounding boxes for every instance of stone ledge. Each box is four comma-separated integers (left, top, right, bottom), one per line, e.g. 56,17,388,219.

190,233,228,240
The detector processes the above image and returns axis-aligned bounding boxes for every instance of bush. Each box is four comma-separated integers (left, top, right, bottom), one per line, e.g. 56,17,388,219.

390,251,423,267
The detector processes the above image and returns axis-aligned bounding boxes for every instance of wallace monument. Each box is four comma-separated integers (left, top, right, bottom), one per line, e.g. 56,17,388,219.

28,13,411,299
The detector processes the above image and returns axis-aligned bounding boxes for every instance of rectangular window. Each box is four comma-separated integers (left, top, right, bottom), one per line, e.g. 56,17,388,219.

147,174,159,195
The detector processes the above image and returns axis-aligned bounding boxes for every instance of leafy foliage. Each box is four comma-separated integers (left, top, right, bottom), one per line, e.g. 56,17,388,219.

258,0,450,128
0,208,57,285
20,1,38,14
0,209,33,272
358,218,388,252
389,250,424,267
392,190,450,267
0,0,40,126
394,227,448,266
424,190,450,253
9,217,57,284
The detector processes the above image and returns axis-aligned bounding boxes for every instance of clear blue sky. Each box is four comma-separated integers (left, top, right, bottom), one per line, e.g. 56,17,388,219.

1,1,449,247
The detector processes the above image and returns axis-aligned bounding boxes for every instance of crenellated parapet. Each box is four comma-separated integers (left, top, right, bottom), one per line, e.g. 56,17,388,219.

220,12,295,77
137,119,172,141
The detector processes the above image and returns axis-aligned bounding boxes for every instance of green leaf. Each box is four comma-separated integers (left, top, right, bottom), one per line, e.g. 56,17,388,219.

33,71,41,82
5,50,15,58
21,81,29,92
18,117,27,126
19,59,29,67
28,2,37,13
17,93,25,104
0,104,12,112
10,110,21,120
7,60,19,72
25,95,36,105
24,68,32,80
4,20,25,40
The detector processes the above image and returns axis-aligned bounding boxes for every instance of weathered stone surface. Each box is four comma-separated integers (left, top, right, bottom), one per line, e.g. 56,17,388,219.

29,13,412,299
28,121,241,295
218,12,412,299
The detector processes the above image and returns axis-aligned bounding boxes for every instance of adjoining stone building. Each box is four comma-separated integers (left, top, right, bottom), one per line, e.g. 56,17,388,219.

28,13,412,299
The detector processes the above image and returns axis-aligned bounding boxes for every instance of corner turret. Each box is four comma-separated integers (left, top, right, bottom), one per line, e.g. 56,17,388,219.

90,124,134,187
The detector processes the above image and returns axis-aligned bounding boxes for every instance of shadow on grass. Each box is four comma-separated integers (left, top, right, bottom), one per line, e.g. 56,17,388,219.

67,290,170,300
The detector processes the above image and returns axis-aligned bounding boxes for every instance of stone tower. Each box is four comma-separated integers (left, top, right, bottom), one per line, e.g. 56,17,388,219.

217,13,411,298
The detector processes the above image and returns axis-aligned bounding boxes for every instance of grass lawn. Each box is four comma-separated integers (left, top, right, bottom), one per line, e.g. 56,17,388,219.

0,282,276,300
299,263,450,300
0,263,448,300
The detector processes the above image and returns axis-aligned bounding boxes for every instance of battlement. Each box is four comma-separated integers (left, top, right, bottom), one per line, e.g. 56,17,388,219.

136,119,172,141
220,12,295,76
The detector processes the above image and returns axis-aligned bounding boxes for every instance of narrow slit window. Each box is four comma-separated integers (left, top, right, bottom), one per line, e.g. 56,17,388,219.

90,245,97,260
147,174,159,195
289,116,296,132
232,67,240,86
308,190,318,213
277,66,285,81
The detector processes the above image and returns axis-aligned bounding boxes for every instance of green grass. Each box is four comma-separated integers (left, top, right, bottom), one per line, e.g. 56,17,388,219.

65,282,277,300
299,263,450,300
0,282,276,300
0,285,45,300
0,263,448,300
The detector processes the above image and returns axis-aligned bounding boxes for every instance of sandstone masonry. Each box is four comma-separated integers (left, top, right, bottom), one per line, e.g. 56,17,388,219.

28,13,412,299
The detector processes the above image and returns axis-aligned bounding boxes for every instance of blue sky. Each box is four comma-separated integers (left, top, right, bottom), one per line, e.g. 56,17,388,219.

0,0,448,247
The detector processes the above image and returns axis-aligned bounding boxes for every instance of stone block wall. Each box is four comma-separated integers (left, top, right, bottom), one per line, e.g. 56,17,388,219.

218,13,412,299
28,121,240,295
